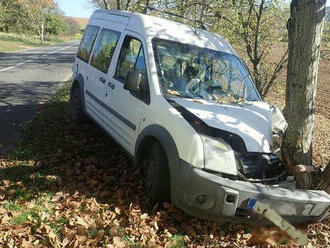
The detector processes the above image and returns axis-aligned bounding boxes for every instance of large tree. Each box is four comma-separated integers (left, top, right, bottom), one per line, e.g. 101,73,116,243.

281,0,327,183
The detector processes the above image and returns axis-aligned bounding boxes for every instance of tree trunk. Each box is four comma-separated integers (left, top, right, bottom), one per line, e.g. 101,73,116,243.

319,162,330,194
40,21,44,43
281,0,326,176
102,0,111,9
116,0,121,10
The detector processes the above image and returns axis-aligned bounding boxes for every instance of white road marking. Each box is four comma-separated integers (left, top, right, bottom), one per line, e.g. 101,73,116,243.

0,44,74,72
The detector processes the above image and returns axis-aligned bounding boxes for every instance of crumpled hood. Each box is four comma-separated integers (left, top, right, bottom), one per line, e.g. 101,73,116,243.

173,98,273,153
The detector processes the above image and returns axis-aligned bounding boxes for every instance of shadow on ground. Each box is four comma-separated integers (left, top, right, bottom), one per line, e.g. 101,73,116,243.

0,85,248,247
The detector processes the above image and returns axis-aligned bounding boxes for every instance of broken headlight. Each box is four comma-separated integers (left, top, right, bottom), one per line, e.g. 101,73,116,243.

200,135,237,176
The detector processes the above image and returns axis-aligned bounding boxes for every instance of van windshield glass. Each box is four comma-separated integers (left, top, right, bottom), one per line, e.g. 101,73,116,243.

152,38,260,102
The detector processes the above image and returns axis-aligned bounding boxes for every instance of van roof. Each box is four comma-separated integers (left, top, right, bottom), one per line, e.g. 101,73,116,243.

90,9,235,55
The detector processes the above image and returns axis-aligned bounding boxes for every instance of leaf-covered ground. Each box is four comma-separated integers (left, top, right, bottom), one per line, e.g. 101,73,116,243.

0,83,329,247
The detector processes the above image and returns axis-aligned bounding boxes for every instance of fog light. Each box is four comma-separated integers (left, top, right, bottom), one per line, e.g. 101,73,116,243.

196,194,207,204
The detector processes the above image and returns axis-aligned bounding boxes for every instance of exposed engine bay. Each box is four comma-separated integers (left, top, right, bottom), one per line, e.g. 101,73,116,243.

236,152,286,183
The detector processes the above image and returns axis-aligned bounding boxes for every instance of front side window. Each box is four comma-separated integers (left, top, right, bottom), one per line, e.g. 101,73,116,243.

115,37,148,85
90,29,120,73
115,36,149,103
77,25,100,62
152,38,260,102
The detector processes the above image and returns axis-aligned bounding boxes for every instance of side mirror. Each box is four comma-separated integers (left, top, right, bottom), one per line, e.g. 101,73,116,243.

124,71,141,92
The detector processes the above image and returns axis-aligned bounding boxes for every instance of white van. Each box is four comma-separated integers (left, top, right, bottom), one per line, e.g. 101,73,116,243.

70,9,330,223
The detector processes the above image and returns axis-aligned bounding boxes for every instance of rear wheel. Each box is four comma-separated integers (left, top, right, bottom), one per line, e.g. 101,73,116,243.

140,142,170,204
69,86,86,123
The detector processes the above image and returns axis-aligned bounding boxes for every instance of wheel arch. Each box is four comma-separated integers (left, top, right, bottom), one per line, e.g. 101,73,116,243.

135,125,180,168
136,125,180,180
135,125,181,203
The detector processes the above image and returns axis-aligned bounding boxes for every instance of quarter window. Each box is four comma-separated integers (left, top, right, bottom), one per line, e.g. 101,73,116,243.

77,25,100,62
90,29,120,74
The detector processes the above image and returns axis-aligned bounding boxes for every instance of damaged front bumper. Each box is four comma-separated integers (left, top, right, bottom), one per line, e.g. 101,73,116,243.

174,160,330,224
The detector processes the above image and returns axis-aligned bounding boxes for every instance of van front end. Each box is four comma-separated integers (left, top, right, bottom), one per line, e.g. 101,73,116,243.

165,97,330,224
173,159,330,224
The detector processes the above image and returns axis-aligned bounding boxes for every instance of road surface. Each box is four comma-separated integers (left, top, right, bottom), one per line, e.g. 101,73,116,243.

0,41,79,155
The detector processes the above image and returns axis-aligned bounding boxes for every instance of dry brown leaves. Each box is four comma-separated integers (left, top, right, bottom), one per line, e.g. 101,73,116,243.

0,88,329,247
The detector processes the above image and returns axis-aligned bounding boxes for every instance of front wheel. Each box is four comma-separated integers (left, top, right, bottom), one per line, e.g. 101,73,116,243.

141,142,170,204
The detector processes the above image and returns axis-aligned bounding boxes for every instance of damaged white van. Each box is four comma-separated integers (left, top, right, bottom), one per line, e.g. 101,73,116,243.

70,9,330,223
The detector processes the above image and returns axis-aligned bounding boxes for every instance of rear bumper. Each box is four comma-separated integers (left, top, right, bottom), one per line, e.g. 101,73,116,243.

173,161,330,224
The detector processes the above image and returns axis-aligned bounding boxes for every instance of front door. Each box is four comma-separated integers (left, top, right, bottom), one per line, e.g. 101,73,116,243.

105,33,151,154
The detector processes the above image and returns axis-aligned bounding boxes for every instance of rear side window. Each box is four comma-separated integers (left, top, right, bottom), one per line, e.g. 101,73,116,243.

77,25,99,62
90,29,120,74
115,37,148,86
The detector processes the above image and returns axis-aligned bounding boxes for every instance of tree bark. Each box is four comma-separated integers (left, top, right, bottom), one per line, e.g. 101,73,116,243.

40,21,44,43
281,0,326,173
102,0,111,9
319,162,330,193
116,0,121,10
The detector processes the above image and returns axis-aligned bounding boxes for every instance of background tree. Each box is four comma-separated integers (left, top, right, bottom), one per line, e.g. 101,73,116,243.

63,17,82,36
0,0,28,33
90,0,152,11
0,0,69,39
143,0,289,97
19,0,60,43
214,0,289,97
45,14,68,35
281,0,327,187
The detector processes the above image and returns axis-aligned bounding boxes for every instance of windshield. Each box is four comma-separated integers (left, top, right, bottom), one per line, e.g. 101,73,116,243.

152,38,260,102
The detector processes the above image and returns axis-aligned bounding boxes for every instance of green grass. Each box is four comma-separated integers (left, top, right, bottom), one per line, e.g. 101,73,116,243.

4,200,23,211
0,32,81,53
170,234,186,248
11,211,40,225
49,217,68,236
12,188,31,201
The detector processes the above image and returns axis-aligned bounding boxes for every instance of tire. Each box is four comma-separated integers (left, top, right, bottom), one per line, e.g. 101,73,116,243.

69,86,86,123
141,142,170,204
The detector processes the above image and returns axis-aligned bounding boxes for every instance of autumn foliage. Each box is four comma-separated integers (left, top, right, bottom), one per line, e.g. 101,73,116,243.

0,84,329,247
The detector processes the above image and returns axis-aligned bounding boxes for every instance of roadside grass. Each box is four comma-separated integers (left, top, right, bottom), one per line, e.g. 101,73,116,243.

0,32,82,53
0,80,329,247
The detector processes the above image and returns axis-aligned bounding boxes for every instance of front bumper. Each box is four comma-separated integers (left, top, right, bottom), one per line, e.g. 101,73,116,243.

173,161,330,224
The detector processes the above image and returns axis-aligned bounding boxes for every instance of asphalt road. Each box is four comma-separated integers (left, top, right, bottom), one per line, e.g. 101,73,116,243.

0,41,79,155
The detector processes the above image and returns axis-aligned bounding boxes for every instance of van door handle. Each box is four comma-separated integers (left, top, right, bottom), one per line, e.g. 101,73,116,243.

108,82,115,89
99,77,106,84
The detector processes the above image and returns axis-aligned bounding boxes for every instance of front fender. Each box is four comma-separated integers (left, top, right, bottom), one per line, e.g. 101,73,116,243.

135,125,183,204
